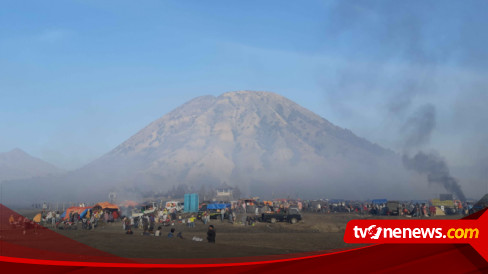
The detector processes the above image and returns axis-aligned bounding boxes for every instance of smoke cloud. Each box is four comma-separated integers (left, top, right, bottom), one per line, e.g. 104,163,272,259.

401,104,436,148
402,152,466,201
319,1,483,200
400,104,466,201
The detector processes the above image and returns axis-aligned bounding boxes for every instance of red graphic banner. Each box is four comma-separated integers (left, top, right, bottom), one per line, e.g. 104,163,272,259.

344,210,488,260
1,204,487,272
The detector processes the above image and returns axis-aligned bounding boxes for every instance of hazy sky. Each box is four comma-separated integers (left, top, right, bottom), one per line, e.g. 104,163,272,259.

1,0,487,187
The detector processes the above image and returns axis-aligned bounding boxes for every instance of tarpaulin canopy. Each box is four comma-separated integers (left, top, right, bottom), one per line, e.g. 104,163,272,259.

372,199,387,204
80,208,91,219
62,206,92,220
207,203,231,210
33,213,42,223
435,206,446,216
93,202,119,210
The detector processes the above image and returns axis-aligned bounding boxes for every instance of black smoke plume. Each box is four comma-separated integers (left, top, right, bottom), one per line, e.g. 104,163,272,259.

401,104,466,201
402,152,466,201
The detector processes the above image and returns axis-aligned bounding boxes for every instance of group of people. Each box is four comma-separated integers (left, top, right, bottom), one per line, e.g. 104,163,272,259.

298,200,473,217
199,208,236,224
125,223,216,243
8,214,40,234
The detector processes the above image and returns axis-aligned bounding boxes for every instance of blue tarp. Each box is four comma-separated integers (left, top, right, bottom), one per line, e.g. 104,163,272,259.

207,203,231,210
372,199,387,204
80,209,89,219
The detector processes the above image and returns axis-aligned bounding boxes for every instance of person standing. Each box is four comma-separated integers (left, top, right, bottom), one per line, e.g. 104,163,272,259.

124,217,130,231
207,225,216,243
90,214,96,230
202,211,208,224
228,209,233,224
188,215,195,228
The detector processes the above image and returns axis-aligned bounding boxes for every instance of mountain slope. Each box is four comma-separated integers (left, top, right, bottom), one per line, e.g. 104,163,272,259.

0,148,63,182
2,91,421,205
76,91,401,196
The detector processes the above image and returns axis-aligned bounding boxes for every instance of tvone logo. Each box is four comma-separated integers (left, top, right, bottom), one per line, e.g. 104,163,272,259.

354,225,382,239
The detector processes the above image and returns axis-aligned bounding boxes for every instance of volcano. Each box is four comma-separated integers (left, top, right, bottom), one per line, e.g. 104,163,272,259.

2,91,416,204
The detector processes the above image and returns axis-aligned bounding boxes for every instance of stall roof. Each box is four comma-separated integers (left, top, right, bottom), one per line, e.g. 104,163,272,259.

94,202,119,210
207,203,231,210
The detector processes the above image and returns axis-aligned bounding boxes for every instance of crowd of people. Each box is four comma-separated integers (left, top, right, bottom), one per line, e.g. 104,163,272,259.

299,200,473,216
20,197,478,245
113,206,224,243
8,214,41,234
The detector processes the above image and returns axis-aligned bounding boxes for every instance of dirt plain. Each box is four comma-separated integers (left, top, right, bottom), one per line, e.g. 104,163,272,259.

12,210,460,260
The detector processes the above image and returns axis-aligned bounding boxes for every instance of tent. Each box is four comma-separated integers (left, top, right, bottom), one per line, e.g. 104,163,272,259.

372,199,387,205
33,213,42,223
93,202,119,210
62,206,92,220
207,203,231,210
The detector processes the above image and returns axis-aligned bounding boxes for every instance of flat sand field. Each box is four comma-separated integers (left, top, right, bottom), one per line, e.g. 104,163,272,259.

11,210,460,260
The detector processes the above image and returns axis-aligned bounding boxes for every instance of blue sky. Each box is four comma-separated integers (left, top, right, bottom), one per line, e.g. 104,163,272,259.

1,0,487,196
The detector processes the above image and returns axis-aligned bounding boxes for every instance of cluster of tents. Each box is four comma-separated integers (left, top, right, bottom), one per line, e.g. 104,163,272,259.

63,202,119,220
33,201,120,224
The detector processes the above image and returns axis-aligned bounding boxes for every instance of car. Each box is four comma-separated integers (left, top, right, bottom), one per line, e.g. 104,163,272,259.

260,207,302,224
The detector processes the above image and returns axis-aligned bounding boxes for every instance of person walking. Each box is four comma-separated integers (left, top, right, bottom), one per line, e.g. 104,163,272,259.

207,225,216,243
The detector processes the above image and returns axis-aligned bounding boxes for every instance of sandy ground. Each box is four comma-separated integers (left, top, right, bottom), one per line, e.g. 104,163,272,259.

12,210,461,259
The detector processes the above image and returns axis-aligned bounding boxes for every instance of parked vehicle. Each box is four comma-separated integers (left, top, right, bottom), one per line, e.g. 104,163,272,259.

260,207,302,224
197,203,230,220
165,201,184,212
